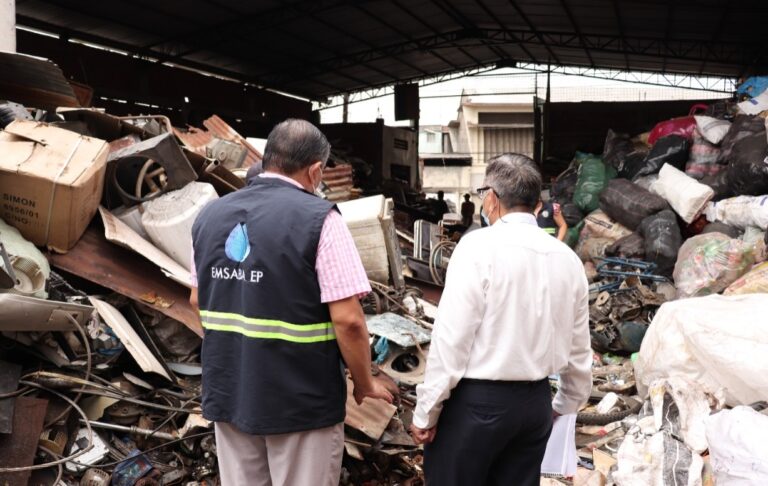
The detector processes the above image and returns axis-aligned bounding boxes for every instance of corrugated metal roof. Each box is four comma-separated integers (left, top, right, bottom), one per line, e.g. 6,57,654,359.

15,1,764,100
174,115,262,167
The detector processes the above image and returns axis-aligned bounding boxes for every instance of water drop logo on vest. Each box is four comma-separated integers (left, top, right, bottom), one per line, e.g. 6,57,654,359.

225,223,251,262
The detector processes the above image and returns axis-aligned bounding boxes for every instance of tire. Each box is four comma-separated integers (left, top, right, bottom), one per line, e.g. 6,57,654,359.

577,398,643,426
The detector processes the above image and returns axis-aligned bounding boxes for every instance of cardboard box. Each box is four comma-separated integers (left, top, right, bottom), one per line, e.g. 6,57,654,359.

0,120,108,252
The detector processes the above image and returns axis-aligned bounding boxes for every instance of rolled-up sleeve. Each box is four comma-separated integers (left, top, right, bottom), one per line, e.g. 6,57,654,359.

552,273,592,415
315,210,371,303
413,241,485,429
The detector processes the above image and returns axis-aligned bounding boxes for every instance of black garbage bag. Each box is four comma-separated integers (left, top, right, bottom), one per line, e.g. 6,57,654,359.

633,135,690,180
700,171,732,201
717,115,763,164
603,130,634,171
606,232,645,259
638,209,683,276
620,149,650,180
599,178,669,230
701,222,742,239
560,202,583,227
551,166,579,204
723,118,768,196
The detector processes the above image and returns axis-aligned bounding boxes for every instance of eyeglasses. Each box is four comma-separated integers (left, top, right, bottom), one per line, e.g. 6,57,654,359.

476,186,495,198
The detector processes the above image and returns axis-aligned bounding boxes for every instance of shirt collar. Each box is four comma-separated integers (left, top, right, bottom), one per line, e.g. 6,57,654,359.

259,171,304,189
496,212,538,226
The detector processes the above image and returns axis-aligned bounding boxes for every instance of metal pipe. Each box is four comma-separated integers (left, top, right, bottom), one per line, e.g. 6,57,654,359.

81,419,176,441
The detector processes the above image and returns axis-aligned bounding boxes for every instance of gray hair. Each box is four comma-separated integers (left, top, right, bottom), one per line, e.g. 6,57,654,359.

262,119,330,174
484,153,542,209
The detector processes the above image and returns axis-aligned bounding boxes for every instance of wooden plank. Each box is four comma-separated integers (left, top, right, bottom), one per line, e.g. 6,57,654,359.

0,396,48,486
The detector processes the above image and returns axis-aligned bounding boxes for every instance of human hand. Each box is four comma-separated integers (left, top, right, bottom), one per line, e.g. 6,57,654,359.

353,377,394,405
553,203,561,215
409,423,437,445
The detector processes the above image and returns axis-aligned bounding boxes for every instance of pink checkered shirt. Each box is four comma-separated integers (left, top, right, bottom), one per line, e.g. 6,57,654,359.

190,172,371,303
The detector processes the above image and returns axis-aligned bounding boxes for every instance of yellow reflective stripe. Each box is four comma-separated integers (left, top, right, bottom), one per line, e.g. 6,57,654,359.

202,322,337,343
199,310,332,331
543,227,557,234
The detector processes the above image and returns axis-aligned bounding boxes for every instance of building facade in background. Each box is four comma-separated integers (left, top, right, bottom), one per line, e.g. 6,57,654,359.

420,93,534,212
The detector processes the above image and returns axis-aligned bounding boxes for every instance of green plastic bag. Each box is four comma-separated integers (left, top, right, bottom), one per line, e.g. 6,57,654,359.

572,154,613,214
565,220,584,249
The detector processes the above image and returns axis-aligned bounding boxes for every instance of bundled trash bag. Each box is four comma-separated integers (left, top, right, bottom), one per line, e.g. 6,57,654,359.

704,195,768,230
716,115,764,164
646,103,708,146
673,233,755,298
602,129,634,172
633,135,690,179
599,178,668,230
694,115,731,145
638,209,682,276
700,170,732,201
736,75,768,98
572,155,615,214
706,407,768,486
606,232,645,259
722,117,768,196
550,165,579,204
564,220,584,249
701,221,742,239
575,236,612,263
560,202,583,227
724,261,768,295
685,130,722,180
650,164,714,224
633,174,658,191
581,209,632,242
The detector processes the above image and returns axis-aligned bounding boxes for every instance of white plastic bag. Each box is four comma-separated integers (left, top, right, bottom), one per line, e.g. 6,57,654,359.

704,195,768,230
694,115,731,145
706,407,768,485
650,163,714,223
635,294,768,407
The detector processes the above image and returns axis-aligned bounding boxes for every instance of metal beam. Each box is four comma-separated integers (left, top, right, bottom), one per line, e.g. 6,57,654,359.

506,0,562,65
612,0,630,71
558,0,594,66
475,0,539,64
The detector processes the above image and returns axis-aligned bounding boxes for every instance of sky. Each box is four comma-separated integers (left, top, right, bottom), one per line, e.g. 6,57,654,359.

315,68,730,127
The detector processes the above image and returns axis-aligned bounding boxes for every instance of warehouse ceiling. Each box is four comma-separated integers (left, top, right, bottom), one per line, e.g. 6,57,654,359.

15,0,768,101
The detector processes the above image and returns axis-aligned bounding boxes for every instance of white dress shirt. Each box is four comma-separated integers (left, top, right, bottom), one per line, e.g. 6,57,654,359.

413,212,592,429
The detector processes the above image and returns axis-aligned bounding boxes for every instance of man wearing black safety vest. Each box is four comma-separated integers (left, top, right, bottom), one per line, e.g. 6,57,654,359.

189,119,393,486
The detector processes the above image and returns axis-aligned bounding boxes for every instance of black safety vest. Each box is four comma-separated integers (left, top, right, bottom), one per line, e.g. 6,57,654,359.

536,201,558,236
191,176,346,435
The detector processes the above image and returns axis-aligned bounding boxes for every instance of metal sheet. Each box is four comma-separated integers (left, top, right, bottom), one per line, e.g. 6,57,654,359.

89,297,172,381
344,377,397,441
0,293,94,332
365,313,430,348
0,360,21,434
49,227,202,337
0,396,48,486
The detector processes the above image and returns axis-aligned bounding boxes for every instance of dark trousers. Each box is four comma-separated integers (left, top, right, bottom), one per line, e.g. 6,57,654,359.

424,378,553,486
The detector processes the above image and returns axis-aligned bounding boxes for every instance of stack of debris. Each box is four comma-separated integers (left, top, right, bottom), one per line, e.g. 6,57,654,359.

0,54,435,485
546,76,768,485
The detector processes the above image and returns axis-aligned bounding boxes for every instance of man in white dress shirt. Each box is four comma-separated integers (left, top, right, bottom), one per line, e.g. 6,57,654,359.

410,153,592,486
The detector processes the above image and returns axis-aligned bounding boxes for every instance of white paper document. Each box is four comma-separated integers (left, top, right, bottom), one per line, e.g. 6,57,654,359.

540,413,578,477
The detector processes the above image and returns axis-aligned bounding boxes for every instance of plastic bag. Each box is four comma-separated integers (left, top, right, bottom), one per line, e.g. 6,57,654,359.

736,75,768,98
700,171,732,201
599,178,668,230
633,174,658,191
650,164,714,224
724,261,768,295
717,115,764,164
560,202,583,227
673,233,755,299
638,209,682,276
564,220,583,249
550,165,578,204
572,155,614,214
634,135,690,179
685,130,722,180
606,232,645,259
694,115,731,145
575,236,612,263
704,195,768,230
722,117,768,196
635,293,768,407
705,407,768,486
647,104,708,146
701,221,742,239
581,209,632,242
602,129,634,171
